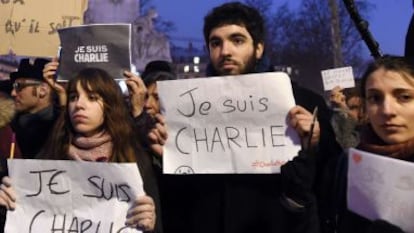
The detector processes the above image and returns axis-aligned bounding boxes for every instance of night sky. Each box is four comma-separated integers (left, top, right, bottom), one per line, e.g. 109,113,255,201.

152,0,412,58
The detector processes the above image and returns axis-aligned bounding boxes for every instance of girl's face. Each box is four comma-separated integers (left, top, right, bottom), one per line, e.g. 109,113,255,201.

68,82,105,137
365,68,414,144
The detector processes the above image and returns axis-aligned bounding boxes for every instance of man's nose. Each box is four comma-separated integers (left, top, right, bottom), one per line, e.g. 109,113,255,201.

10,88,17,97
220,41,232,56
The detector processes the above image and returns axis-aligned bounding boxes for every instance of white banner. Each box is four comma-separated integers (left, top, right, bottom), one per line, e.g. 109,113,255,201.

158,72,301,174
348,148,414,233
5,159,143,233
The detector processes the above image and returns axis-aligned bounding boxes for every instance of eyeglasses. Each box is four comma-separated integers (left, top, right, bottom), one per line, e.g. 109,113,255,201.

12,81,42,92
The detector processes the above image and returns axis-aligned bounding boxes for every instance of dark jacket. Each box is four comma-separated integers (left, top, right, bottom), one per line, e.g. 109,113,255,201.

11,105,61,158
135,143,163,233
330,108,360,149
291,81,343,233
158,60,342,233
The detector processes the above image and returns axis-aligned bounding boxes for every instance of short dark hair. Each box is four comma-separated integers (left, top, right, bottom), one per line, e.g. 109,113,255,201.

142,60,177,86
344,79,361,102
144,71,176,86
203,2,265,48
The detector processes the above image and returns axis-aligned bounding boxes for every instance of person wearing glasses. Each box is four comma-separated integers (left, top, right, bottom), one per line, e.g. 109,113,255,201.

9,58,61,158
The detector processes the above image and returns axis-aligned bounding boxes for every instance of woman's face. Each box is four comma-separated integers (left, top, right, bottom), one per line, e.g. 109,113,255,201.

365,68,414,144
68,82,105,137
144,83,160,117
347,96,363,122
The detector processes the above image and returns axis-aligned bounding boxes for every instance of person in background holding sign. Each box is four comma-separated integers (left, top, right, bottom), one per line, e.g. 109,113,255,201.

329,84,363,149
137,60,177,170
141,60,177,119
0,66,161,232
150,2,342,233
334,56,414,233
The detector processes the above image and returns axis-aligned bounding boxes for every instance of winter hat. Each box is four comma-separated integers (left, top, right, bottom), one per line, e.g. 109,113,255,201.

9,58,50,83
141,60,177,86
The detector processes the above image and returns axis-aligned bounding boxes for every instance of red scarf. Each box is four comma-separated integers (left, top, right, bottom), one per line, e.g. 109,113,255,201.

357,124,414,162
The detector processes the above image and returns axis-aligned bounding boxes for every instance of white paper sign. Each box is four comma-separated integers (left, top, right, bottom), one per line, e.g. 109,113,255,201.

321,66,355,91
348,148,414,232
5,159,144,233
158,72,301,174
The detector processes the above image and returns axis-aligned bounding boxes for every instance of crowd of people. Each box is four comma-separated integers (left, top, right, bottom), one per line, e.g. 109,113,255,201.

0,1,413,233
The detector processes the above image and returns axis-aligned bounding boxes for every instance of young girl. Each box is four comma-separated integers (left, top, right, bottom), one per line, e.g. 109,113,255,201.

336,55,414,233
0,66,160,232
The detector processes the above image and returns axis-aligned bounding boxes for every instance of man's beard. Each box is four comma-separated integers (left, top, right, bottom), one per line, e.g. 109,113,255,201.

217,54,258,76
241,54,258,74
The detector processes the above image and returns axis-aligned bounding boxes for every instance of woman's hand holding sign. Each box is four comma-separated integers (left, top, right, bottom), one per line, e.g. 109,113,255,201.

0,176,16,211
148,114,168,157
124,71,147,118
126,195,156,232
43,58,67,107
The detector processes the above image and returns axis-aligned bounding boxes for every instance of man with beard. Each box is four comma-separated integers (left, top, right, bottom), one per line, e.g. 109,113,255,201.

153,2,341,233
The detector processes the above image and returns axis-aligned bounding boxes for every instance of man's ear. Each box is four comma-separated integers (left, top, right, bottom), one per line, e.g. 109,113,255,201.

255,42,264,59
38,83,48,98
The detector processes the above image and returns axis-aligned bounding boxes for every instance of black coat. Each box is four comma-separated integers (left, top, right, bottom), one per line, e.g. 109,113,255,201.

11,105,60,158
135,145,163,233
